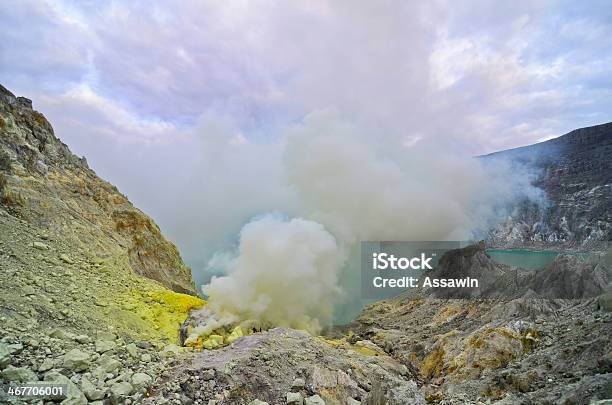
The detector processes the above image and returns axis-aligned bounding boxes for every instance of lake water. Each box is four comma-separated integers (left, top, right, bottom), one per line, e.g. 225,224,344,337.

486,249,559,270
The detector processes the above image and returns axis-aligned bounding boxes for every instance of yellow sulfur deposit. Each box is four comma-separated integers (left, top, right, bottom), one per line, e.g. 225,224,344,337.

187,324,253,351
203,334,225,349
226,325,244,344
118,287,205,344
318,335,383,357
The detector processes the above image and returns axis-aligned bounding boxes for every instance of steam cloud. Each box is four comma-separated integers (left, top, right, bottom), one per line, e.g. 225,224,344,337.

199,111,543,333
203,215,343,333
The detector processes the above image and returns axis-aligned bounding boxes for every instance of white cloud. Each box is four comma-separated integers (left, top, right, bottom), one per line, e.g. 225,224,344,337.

1,0,611,288
38,84,180,145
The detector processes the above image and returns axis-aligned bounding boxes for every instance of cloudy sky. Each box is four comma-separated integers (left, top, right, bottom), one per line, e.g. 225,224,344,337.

1,0,611,280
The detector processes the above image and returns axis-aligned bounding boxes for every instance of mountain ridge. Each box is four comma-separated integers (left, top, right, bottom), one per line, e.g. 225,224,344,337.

482,121,612,247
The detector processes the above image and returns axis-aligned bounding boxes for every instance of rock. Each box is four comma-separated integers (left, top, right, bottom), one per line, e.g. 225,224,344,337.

74,334,90,344
141,353,152,362
287,392,304,404
44,370,87,405
48,328,73,340
32,241,49,250
38,358,54,372
598,290,612,312
132,372,152,390
95,339,116,353
63,349,90,372
59,254,74,264
249,401,269,405
80,376,105,400
0,343,11,369
22,285,36,296
364,378,425,405
7,343,23,354
162,344,180,357
110,381,133,397
202,369,215,381
305,395,326,405
0,365,38,382
136,340,153,350
25,339,39,348
309,366,360,400
291,377,305,391
346,399,361,405
95,353,121,373
126,343,138,358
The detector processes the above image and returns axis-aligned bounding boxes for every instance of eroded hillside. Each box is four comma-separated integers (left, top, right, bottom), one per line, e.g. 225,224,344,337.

0,85,206,404
484,123,612,248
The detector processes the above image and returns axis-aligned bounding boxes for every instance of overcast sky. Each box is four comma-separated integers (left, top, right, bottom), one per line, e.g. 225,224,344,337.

1,0,611,277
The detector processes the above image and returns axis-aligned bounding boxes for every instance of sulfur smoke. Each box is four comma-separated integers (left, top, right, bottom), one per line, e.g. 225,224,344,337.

202,215,343,333
197,111,543,334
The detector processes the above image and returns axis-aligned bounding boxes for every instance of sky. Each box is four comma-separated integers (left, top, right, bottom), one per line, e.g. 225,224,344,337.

1,0,611,284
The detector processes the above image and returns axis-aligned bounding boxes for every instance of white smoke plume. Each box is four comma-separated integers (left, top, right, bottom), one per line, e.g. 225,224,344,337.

198,111,543,334
202,215,343,333
284,111,497,244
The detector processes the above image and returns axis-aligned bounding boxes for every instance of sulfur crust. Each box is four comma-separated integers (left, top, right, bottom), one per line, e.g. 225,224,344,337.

120,288,206,344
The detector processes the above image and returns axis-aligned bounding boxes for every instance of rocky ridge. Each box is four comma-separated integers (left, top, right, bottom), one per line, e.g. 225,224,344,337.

340,245,612,404
483,122,612,248
0,85,204,404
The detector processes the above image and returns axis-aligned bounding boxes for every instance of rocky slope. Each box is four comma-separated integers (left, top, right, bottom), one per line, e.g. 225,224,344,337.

140,244,612,405
145,328,425,405
342,244,612,404
0,85,206,404
0,84,195,295
483,122,612,248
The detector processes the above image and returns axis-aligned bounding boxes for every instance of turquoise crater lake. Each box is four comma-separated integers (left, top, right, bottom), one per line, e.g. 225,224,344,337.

486,249,559,270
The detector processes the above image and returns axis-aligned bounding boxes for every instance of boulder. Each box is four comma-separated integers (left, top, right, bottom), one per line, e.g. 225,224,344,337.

44,370,87,405
80,376,105,401
109,381,133,397
0,365,37,382
32,241,49,250
291,377,305,391
63,349,90,372
38,358,54,372
95,339,116,353
0,343,11,369
126,343,138,358
202,369,215,381
305,395,326,405
161,344,180,358
95,353,121,373
132,372,152,390
287,392,304,404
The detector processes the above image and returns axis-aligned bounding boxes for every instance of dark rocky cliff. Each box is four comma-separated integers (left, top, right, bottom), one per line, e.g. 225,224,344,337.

483,122,612,247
